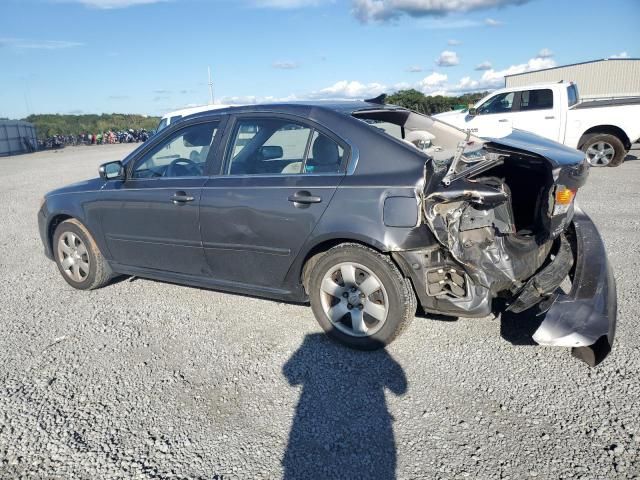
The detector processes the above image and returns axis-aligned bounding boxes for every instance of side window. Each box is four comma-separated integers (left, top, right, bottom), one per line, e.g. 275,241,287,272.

305,131,344,174
132,122,218,179
227,119,311,175
519,89,553,111
567,85,579,107
477,92,515,115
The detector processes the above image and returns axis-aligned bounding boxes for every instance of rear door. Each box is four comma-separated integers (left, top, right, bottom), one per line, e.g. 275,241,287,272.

98,118,224,276
510,88,561,141
199,114,347,289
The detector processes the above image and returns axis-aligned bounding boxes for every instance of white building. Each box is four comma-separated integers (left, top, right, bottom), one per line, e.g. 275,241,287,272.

504,58,640,100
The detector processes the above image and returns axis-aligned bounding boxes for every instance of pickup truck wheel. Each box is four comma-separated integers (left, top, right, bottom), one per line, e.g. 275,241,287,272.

308,243,416,350
581,134,626,167
53,219,113,290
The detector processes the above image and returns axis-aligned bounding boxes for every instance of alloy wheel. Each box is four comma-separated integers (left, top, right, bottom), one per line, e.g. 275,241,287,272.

57,232,90,282
586,141,615,167
319,262,388,337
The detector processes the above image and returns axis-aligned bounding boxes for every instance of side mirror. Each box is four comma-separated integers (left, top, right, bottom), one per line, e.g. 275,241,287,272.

259,145,283,160
468,107,478,116
99,160,125,180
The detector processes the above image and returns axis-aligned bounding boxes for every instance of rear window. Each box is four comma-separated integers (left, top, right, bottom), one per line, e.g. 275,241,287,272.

519,89,553,111
567,84,579,107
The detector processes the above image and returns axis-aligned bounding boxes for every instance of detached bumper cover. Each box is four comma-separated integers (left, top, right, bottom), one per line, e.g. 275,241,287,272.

532,208,617,366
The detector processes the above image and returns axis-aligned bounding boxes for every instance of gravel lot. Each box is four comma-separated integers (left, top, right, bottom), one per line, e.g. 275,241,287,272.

0,143,639,479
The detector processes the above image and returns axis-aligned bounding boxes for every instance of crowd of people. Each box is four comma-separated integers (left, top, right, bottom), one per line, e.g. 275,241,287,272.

38,129,151,150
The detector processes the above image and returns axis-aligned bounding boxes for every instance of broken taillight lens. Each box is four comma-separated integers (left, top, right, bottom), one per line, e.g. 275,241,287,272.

553,185,577,215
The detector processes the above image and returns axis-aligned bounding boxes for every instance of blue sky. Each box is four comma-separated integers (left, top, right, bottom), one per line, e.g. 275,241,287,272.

1,0,638,119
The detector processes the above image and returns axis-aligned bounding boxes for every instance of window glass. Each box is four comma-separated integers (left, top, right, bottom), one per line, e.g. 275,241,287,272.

360,119,402,140
567,84,579,107
156,118,168,132
132,122,218,179
477,92,515,115
227,119,312,175
304,131,344,174
519,89,553,111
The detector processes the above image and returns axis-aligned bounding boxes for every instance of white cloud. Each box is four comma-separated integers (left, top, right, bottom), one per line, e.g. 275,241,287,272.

474,60,492,70
64,0,165,8
418,72,448,93
447,39,462,45
309,80,387,99
272,60,300,69
436,50,460,67
484,17,502,26
609,51,629,59
352,0,528,23
418,18,483,29
0,37,84,49
407,65,424,72
537,48,553,58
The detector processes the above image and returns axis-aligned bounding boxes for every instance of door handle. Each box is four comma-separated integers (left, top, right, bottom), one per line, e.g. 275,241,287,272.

498,119,509,123
171,191,195,204
288,191,322,206
545,116,556,119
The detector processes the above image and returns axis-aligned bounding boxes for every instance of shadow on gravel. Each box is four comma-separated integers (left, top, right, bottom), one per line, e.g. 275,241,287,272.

499,308,544,346
282,333,407,480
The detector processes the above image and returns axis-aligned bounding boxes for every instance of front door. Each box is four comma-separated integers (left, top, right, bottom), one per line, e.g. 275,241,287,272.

199,115,347,289
464,90,516,137
98,119,223,276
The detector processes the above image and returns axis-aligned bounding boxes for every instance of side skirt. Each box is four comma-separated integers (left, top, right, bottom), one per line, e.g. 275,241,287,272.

109,262,308,304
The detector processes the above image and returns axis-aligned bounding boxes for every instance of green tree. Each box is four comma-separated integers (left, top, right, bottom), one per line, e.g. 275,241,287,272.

24,113,161,139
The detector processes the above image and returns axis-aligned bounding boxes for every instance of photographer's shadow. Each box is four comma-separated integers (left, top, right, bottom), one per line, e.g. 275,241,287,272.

282,333,407,480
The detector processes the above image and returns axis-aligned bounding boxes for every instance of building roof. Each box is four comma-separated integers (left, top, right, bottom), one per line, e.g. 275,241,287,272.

504,57,640,78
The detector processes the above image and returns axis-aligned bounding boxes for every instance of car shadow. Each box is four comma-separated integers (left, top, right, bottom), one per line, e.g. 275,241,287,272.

282,333,407,480
498,301,544,346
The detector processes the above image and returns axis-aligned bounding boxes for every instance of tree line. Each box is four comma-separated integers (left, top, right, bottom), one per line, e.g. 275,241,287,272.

24,90,489,139
25,113,160,139
385,89,489,114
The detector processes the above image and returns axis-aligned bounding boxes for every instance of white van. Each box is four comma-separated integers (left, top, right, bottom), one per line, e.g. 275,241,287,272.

156,104,234,132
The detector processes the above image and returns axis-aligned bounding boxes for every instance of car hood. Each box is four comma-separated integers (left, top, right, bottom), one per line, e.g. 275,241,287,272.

486,129,585,167
46,177,104,197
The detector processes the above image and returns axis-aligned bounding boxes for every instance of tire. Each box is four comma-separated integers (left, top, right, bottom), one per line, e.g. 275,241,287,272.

53,219,113,290
580,133,626,167
307,243,416,350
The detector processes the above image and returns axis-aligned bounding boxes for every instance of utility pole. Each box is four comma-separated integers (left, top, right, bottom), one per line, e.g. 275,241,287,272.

208,66,214,105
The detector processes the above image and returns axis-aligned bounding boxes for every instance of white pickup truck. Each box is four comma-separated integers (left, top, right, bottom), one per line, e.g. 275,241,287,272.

434,82,640,167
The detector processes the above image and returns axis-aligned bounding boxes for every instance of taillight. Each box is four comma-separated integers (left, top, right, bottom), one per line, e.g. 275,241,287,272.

553,185,577,215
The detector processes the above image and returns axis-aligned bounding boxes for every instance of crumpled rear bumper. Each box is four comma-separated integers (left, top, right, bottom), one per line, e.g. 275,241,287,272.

531,208,617,366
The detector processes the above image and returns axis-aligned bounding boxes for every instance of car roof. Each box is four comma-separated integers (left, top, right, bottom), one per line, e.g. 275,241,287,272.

184,100,406,121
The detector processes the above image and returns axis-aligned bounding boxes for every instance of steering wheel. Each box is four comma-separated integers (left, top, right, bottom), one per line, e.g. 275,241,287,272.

164,157,201,177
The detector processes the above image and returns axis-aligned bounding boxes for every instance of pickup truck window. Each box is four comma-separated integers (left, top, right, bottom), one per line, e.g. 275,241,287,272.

519,89,553,111
567,84,579,107
477,92,515,115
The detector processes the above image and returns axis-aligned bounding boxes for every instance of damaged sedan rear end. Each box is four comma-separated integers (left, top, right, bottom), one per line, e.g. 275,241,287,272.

352,104,616,366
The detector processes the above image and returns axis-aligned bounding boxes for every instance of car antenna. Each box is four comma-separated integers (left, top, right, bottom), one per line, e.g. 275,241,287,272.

365,94,387,105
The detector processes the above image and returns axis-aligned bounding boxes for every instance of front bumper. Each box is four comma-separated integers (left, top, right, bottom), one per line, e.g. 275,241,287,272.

530,208,617,366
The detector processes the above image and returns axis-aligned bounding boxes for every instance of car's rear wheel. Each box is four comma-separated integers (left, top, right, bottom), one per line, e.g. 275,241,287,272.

53,219,112,290
581,133,626,167
307,243,416,350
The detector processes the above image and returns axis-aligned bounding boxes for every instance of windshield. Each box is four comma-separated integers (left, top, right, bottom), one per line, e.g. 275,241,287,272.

353,109,485,161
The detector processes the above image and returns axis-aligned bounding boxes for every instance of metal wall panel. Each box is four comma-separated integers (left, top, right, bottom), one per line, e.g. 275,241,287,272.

0,120,38,156
505,59,640,99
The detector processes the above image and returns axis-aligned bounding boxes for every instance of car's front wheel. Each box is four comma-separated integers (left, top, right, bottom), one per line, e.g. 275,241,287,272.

308,243,416,350
53,219,112,290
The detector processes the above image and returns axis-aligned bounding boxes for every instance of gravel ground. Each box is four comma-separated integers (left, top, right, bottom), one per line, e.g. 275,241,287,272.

0,143,639,479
